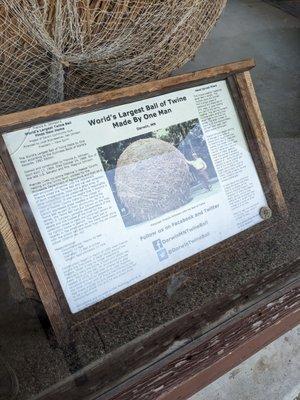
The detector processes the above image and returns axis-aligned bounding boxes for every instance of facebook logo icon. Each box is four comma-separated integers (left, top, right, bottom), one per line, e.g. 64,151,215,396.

153,239,163,251
152,239,169,262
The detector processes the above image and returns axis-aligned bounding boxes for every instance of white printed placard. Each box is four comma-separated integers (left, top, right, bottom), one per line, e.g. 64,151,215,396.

3,80,268,313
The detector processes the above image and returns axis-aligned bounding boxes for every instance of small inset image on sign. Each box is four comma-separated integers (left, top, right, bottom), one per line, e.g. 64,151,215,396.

97,119,220,227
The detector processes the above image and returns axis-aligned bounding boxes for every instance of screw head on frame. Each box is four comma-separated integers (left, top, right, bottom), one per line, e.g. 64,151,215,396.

260,206,272,220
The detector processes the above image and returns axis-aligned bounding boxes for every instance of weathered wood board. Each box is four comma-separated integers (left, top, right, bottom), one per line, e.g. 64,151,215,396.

0,59,288,342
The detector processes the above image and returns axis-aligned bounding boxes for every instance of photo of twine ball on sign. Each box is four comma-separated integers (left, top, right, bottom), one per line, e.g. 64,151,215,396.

0,0,226,115
115,138,191,224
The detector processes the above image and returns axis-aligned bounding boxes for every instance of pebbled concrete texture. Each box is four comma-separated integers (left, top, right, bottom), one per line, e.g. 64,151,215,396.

0,1,299,399
189,325,300,400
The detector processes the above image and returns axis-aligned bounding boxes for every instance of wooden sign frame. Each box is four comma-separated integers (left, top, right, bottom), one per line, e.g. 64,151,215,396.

34,260,300,400
0,59,287,342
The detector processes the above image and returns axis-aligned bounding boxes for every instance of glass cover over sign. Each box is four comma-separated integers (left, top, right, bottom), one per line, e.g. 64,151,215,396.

3,80,268,313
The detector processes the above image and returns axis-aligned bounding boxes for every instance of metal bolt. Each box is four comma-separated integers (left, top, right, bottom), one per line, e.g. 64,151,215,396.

260,206,272,220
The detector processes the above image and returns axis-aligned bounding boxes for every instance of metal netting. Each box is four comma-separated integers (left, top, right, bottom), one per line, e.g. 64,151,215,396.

0,0,226,115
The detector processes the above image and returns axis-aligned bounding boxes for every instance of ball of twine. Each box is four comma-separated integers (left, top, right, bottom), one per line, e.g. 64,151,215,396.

115,138,191,224
0,0,226,115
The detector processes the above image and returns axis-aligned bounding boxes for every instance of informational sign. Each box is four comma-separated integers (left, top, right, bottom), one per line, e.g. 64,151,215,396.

3,80,268,313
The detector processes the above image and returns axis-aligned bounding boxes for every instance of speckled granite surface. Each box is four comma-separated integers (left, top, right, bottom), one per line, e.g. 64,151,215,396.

0,1,299,399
